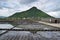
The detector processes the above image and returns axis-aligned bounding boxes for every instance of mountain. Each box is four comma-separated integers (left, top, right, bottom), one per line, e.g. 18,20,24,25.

0,16,6,18
9,7,54,18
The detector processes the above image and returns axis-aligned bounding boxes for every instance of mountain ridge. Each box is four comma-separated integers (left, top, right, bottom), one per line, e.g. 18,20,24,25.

9,7,54,18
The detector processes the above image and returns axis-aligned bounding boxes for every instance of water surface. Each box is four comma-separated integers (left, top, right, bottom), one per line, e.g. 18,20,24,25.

0,24,14,34
0,24,60,40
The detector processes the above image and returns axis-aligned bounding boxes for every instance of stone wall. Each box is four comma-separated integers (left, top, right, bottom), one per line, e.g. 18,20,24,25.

41,18,51,23
41,18,60,23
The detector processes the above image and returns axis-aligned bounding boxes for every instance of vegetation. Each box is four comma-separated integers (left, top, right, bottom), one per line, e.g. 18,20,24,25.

9,7,54,18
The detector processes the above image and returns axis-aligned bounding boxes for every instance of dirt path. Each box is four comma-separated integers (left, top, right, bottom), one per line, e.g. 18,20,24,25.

38,21,60,28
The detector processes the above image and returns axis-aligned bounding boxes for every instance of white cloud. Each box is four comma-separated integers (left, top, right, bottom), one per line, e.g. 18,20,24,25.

0,8,15,17
47,11,60,18
32,0,60,18
0,0,60,18
19,0,37,4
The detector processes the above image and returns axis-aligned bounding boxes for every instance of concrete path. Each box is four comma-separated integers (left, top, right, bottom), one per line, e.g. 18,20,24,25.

37,21,60,28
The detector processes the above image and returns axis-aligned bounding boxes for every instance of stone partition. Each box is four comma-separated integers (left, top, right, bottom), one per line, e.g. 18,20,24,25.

40,18,60,23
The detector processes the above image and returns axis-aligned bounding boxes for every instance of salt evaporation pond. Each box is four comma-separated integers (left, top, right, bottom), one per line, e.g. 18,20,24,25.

0,24,60,40
0,24,14,29
0,24,14,34
0,31,60,40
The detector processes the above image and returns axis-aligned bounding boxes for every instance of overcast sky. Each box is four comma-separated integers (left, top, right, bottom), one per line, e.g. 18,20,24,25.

0,0,60,18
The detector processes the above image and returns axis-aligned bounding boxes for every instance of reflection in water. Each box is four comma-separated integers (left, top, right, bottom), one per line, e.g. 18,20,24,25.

0,24,60,40
0,31,60,40
37,31,60,38
0,24,14,29
0,30,7,34
17,24,60,30
0,24,14,34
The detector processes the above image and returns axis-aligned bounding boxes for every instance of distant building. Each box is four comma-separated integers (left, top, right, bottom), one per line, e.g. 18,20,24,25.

50,18,60,23
41,18,60,23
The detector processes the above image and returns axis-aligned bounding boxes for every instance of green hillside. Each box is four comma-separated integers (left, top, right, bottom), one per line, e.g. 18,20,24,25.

9,7,53,18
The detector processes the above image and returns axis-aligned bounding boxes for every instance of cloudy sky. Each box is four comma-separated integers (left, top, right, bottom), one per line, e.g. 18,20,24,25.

0,0,60,18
